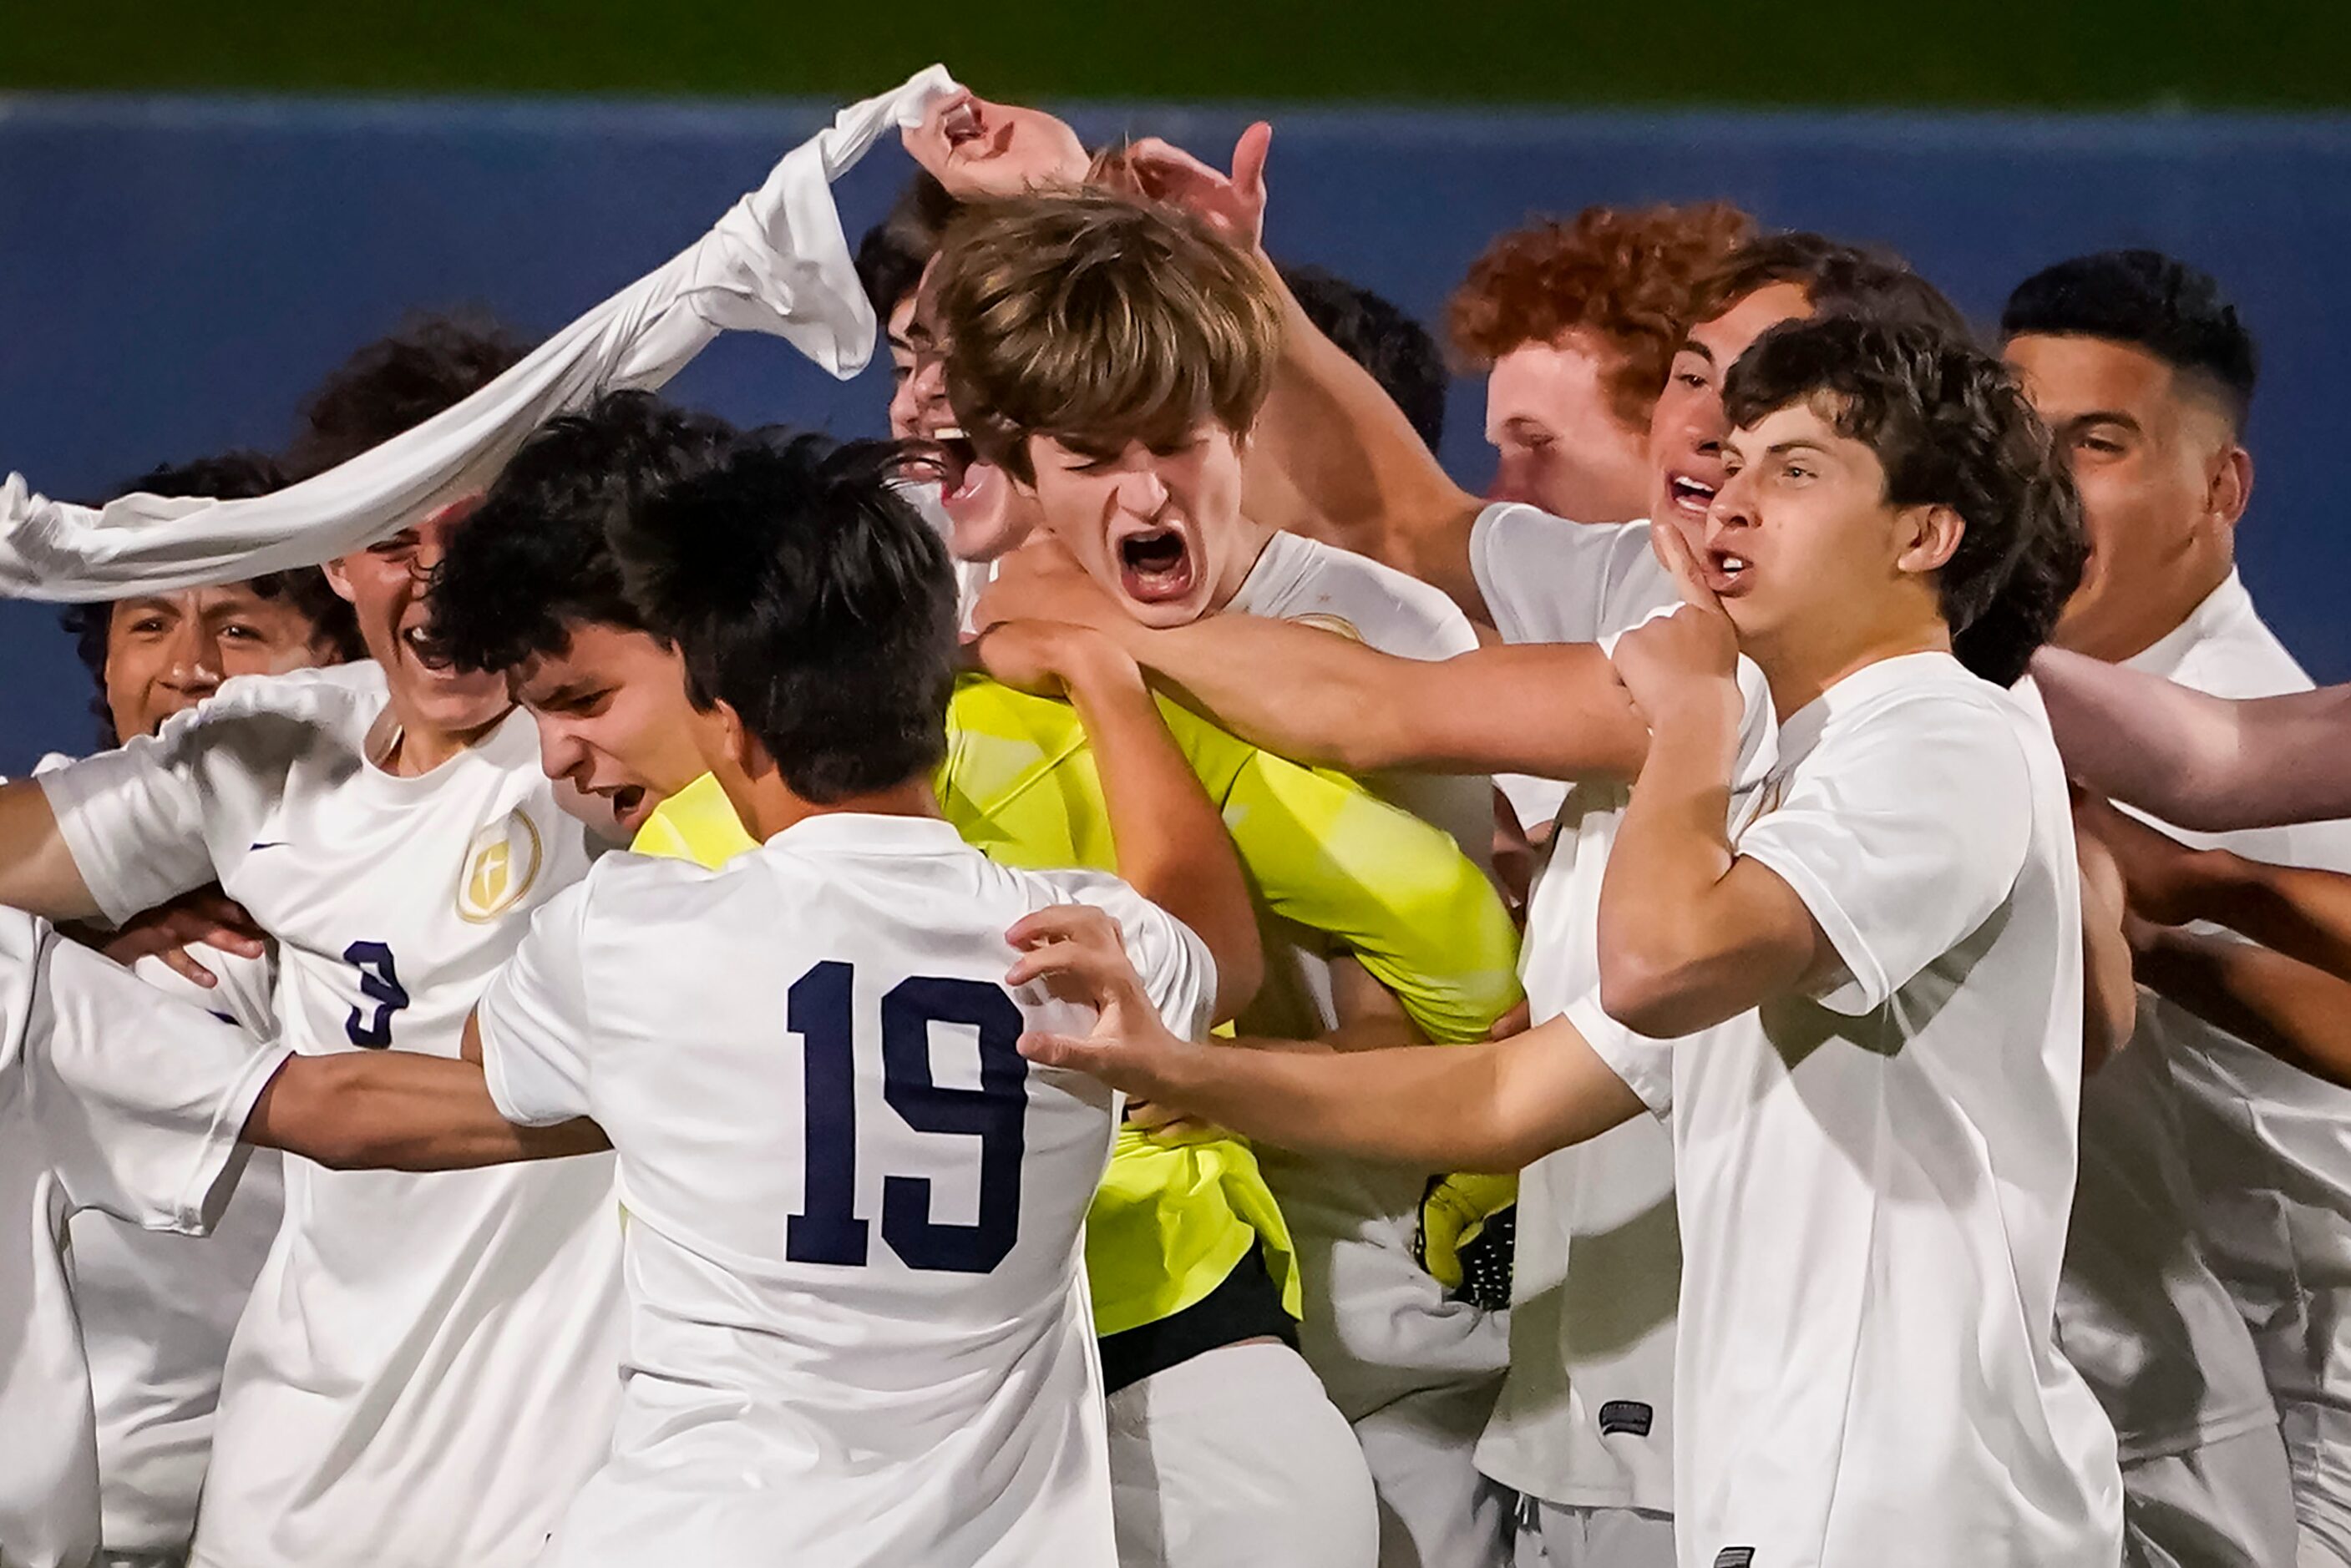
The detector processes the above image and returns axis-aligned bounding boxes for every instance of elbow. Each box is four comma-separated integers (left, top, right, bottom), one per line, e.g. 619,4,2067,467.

1596,939,1697,1040
1208,924,1266,1025
254,1059,374,1171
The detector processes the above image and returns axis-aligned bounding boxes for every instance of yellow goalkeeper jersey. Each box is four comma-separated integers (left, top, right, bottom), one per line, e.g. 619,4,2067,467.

634,674,1523,1337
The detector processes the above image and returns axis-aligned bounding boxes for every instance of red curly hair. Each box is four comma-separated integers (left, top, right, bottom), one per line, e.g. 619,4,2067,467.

1448,202,1756,430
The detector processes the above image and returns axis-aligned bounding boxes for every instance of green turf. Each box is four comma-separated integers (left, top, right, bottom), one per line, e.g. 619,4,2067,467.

8,0,2350,109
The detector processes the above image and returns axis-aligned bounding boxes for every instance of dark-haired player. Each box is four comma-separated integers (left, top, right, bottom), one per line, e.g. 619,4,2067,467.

2007,249,2351,1565
1011,315,2124,1566
460,427,1237,1565
45,450,361,1568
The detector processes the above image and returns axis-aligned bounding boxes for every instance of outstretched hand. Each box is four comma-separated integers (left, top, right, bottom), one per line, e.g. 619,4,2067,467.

1006,903,1197,1104
1120,123,1273,251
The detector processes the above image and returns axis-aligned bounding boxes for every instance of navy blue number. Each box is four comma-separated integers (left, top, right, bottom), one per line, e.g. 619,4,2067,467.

785,961,869,1266
342,941,409,1049
785,962,1028,1274
880,976,1028,1274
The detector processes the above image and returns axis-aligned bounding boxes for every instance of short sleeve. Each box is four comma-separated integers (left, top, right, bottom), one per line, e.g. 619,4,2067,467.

31,923,292,1233
38,710,242,924
474,880,597,1126
1057,878,1218,1044
1469,506,1676,646
1735,695,2034,1016
1562,988,1674,1118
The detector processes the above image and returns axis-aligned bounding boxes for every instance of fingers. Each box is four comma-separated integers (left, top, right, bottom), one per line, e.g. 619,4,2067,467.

159,947,222,989
1016,1029,1097,1071
1231,120,1273,201
1488,999,1532,1040
1007,902,1124,952
1649,521,1722,615
1005,936,1128,996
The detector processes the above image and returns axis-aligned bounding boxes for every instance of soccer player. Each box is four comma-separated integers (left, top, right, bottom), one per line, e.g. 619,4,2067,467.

49,449,362,1568
1447,203,1754,526
931,186,1514,1566
426,391,1526,1567
469,425,1236,1565
2005,248,2351,1564
1013,314,2124,1568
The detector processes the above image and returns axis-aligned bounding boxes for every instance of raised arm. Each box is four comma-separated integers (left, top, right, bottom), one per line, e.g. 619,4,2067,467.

0,780,105,921
1010,904,1639,1170
0,66,960,600
2133,925,2351,1090
975,623,1262,1019
1111,129,1489,617
974,542,1649,781
242,1049,610,1171
2033,647,2351,832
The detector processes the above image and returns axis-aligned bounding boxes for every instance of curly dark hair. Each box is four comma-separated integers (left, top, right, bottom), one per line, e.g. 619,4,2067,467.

2000,250,2257,432
426,392,737,674
1447,203,1757,430
1282,263,1449,450
61,451,363,748
1694,232,1972,341
284,310,533,479
611,427,955,804
1722,316,2085,686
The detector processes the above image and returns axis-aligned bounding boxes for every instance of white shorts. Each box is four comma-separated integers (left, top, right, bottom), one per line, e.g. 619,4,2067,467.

1354,1374,1515,1568
2120,1422,2298,1568
1107,1339,1378,1568
1512,1500,1675,1568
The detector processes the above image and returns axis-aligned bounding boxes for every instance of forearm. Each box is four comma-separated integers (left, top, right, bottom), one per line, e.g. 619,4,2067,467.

2034,648,2351,832
244,1053,609,1171
1066,659,1263,1019
0,781,104,921
2136,926,2351,1090
1597,716,1746,1033
2179,854,2351,979
1129,619,1646,779
1247,260,1486,615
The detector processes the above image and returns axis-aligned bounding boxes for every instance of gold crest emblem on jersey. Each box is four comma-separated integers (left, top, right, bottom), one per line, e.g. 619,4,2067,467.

456,809,544,923
1288,613,1363,642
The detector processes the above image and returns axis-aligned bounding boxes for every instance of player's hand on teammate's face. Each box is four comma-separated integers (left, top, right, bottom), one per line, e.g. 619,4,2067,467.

973,535,1131,640
1006,903,1190,1101
66,883,267,989
1611,525,1741,735
1120,124,1273,253
902,91,1091,200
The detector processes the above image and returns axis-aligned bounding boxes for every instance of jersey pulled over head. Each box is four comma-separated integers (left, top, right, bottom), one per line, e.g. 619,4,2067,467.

1718,314,2085,689
610,430,958,811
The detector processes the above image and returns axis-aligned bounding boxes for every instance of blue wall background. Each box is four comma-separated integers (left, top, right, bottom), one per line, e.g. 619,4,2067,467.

5,95,2348,771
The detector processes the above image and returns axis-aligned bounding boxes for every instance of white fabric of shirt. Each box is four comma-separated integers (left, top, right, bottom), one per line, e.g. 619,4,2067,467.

1224,529,1507,1419
1475,609,1776,1519
0,908,289,1568
1571,652,2121,1567
476,812,1213,1568
31,754,289,1559
0,66,960,601
38,663,624,1568
2092,574,2351,1497
1469,502,1676,832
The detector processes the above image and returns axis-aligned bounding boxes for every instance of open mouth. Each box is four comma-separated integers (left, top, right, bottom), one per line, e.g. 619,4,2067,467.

1117,526,1195,604
608,783,651,831
1666,473,1719,519
400,622,453,672
1704,548,1753,596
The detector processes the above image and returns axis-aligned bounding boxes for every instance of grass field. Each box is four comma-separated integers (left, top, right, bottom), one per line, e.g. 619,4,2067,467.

8,0,2350,109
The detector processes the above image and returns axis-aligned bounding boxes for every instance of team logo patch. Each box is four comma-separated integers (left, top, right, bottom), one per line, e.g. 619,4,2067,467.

456,808,544,923
1287,612,1363,642
1597,1399,1654,1437
1712,1550,1756,1568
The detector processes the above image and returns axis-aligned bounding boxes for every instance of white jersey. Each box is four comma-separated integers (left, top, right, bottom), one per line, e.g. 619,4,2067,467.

39,662,625,1568
2109,575,2351,1491
1573,653,2121,1566
35,747,291,1559
1226,529,1507,1419
1470,502,1677,832
0,908,289,1568
1476,609,1776,1519
474,812,1214,1568
0,66,960,602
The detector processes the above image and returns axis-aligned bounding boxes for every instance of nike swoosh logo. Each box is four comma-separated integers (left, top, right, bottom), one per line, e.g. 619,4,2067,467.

248,841,292,852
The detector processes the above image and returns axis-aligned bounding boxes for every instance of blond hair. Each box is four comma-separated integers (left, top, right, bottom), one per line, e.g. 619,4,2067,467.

931,190,1283,483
